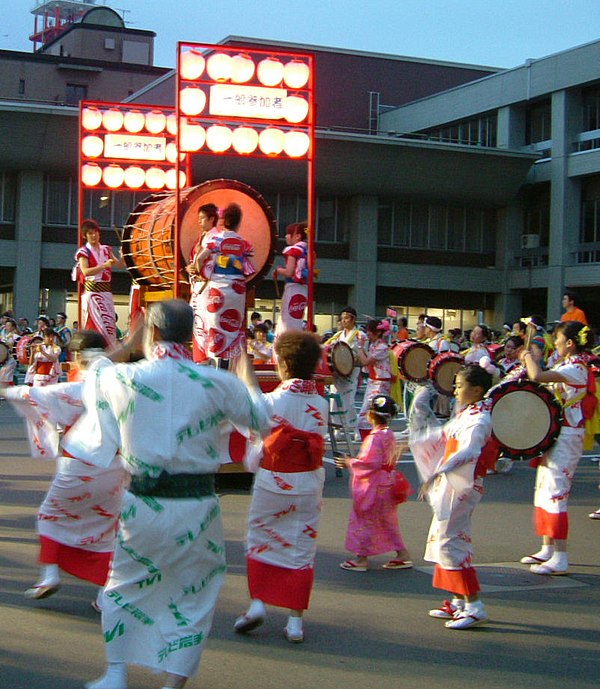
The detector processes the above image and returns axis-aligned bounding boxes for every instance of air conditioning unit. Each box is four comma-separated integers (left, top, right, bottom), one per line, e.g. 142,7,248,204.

521,234,540,249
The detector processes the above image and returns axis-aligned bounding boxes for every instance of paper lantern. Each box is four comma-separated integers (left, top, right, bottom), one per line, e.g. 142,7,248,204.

179,87,206,116
166,113,179,135
102,164,125,188
103,109,124,132
231,53,255,83
180,123,205,152
284,60,310,88
165,169,187,190
145,167,166,190
257,57,284,86
124,166,146,189
206,52,232,82
284,131,310,158
180,49,205,80
232,127,259,154
206,125,232,153
81,135,104,158
145,110,167,134
259,128,285,155
82,106,102,131
81,162,102,186
123,110,145,133
166,142,186,163
284,95,309,123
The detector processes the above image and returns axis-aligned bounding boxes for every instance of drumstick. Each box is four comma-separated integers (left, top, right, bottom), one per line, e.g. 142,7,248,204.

113,224,124,242
272,276,280,323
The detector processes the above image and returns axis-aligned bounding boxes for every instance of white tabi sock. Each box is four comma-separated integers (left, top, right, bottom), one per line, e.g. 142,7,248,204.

85,662,127,689
286,615,303,635
450,597,465,611
247,599,266,619
536,545,555,560
546,551,568,569
39,564,60,586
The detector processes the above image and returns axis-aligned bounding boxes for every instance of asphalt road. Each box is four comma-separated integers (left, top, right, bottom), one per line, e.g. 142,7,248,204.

1,397,599,689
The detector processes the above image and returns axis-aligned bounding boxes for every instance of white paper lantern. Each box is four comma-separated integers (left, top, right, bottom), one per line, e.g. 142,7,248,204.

123,110,145,133
166,142,186,163
82,106,102,131
284,95,309,123
206,52,232,82
180,123,206,152
257,57,284,86
81,162,102,186
81,135,104,158
102,164,125,188
259,128,285,155
232,127,259,154
124,166,146,189
284,131,310,158
145,110,167,134
166,113,179,135
231,53,255,83
283,60,310,88
179,87,207,116
180,49,205,80
165,169,187,190
206,125,232,153
103,109,124,132
145,167,166,190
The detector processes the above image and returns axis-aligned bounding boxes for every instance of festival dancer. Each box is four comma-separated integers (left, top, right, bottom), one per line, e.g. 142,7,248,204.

191,202,255,367
2,330,126,608
63,300,270,689
409,364,495,630
29,328,61,387
324,306,367,433
337,394,412,572
186,203,219,363
273,222,309,337
75,219,125,345
519,320,592,575
356,319,392,440
234,331,327,644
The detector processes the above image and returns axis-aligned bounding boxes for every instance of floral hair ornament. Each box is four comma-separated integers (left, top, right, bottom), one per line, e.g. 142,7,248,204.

369,394,398,417
577,325,591,347
376,320,390,332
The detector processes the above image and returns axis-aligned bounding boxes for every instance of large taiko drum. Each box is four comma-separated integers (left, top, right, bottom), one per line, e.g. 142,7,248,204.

316,341,355,379
15,335,32,365
485,378,563,460
428,352,464,396
392,340,433,383
121,179,277,289
0,342,9,364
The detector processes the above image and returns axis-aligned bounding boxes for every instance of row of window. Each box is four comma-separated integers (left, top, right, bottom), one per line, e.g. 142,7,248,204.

421,114,497,148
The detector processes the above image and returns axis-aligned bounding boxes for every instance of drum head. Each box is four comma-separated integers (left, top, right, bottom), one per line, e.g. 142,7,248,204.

487,379,563,459
0,342,8,363
393,341,432,383
329,341,354,377
428,353,463,396
122,180,277,288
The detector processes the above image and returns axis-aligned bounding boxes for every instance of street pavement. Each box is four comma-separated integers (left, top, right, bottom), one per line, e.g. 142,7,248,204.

1,395,599,689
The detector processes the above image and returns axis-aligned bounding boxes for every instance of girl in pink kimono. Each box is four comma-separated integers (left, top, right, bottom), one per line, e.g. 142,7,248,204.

337,394,412,572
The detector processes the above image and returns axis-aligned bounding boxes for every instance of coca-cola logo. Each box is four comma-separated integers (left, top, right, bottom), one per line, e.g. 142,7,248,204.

231,280,246,294
220,309,242,333
288,294,307,318
208,328,225,354
206,288,224,313
220,237,243,255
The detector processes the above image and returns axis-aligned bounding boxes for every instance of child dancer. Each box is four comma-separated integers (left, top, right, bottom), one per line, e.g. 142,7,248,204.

410,364,495,630
337,394,412,571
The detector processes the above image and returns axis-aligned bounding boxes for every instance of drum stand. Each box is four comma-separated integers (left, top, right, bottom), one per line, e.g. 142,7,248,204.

325,391,355,477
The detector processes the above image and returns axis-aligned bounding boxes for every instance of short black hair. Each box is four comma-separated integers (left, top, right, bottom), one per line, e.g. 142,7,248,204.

457,364,493,394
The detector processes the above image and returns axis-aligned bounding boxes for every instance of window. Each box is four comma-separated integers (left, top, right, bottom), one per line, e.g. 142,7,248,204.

65,83,88,106
419,113,498,148
18,79,25,95
526,100,551,144
269,192,346,243
0,172,17,222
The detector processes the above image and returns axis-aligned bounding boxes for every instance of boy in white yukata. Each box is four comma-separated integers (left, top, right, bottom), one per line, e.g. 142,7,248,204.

63,300,271,689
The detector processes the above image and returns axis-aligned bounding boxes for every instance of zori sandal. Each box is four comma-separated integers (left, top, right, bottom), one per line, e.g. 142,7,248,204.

339,559,367,572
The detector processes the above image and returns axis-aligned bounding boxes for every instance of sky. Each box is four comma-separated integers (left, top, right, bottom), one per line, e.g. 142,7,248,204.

3,0,600,70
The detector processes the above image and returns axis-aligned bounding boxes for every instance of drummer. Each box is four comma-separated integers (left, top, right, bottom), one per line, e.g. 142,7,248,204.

356,319,392,440
0,339,17,385
463,325,491,364
324,306,367,435
519,320,593,575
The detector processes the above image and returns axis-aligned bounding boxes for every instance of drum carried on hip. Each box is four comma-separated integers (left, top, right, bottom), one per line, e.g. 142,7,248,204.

121,179,277,289
317,341,355,379
392,340,433,383
485,378,563,460
428,352,464,396
15,335,32,365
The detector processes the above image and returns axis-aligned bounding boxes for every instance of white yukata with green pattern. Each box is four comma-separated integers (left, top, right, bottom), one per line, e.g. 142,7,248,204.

63,341,270,679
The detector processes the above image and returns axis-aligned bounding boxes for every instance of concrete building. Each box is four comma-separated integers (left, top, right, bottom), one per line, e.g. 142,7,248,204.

0,3,598,333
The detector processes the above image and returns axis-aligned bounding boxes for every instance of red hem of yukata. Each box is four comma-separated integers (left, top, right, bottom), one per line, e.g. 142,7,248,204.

534,507,568,540
247,556,313,610
39,535,111,586
432,564,480,596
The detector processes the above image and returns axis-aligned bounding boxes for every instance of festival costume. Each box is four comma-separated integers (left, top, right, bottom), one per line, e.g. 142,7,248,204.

344,427,406,557
410,400,493,596
245,378,327,611
5,378,126,586
463,343,490,365
31,343,61,387
357,339,392,433
532,356,587,540
192,230,254,362
275,241,308,336
64,342,270,679
75,243,118,345
327,327,367,429
0,352,16,384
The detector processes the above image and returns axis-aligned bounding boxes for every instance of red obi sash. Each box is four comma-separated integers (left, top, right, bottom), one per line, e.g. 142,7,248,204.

36,361,53,375
261,423,324,473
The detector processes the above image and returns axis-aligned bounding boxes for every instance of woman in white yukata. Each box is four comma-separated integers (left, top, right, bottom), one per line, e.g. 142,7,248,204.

234,331,328,644
409,364,496,630
356,319,392,440
518,320,592,575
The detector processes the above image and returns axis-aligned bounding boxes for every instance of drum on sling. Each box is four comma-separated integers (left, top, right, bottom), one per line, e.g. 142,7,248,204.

428,352,464,396
487,343,504,361
15,335,32,365
121,179,277,289
317,341,355,378
0,341,9,364
485,378,563,460
392,340,433,383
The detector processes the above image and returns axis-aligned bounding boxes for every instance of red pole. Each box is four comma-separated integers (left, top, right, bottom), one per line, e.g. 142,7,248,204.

306,54,316,329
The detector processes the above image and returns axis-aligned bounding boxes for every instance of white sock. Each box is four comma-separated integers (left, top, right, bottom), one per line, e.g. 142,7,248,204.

465,600,484,614
39,564,60,586
546,551,568,568
450,597,465,611
536,545,554,560
286,616,303,634
85,663,127,689
247,599,266,618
